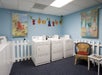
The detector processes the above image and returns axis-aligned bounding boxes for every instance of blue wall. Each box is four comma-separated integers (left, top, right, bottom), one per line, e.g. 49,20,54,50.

0,8,62,41
62,5,102,54
0,5,102,54
62,5,102,42
1,5,102,41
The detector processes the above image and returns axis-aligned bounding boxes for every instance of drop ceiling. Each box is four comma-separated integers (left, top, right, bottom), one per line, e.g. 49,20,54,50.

0,0,102,16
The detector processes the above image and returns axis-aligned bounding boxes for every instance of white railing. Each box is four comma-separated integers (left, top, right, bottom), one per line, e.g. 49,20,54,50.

74,40,102,55
12,39,102,63
12,40,31,62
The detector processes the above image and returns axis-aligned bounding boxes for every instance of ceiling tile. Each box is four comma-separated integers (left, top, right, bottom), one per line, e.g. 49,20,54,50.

18,0,34,11
44,6,61,12
31,7,60,16
44,6,66,16
0,0,101,16
1,0,18,9
60,8,79,15
19,0,37,3
60,3,82,15
71,0,99,8
33,3,48,10
62,3,80,10
36,0,54,5
60,0,100,15
30,8,44,14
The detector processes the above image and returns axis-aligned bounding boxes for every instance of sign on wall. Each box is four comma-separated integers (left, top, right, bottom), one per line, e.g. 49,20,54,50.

12,13,28,37
81,8,99,38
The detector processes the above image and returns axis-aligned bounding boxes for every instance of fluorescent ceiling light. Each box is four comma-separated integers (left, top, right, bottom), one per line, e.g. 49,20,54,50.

50,0,74,8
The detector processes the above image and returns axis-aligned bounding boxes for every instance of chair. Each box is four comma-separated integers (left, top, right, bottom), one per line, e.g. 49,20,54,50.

75,42,92,64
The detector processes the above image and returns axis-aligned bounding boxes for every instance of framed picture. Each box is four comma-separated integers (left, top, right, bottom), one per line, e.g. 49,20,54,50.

12,13,28,37
81,8,99,38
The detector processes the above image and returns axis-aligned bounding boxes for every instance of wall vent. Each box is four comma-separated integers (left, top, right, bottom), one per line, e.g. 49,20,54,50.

33,3,48,10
